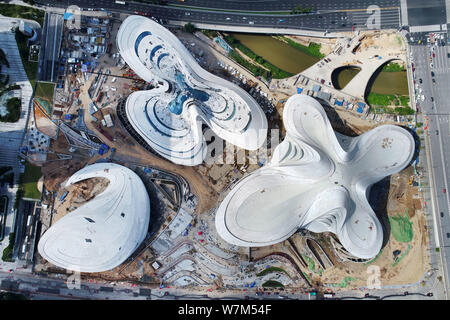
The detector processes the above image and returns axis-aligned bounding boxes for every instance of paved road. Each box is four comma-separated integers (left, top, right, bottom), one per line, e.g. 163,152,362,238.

39,12,63,82
165,0,400,12
406,0,447,27
36,0,400,32
410,42,450,299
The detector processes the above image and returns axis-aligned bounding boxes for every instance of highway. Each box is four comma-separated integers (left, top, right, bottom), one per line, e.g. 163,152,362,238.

37,0,401,32
39,12,63,82
164,0,400,12
411,41,450,299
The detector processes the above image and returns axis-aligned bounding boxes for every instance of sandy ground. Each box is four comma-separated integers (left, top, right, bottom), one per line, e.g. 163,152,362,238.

52,177,109,224
33,100,59,139
76,58,218,215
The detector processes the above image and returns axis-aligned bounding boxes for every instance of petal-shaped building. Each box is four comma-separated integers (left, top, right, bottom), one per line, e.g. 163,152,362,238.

38,163,150,272
116,15,267,166
215,94,415,259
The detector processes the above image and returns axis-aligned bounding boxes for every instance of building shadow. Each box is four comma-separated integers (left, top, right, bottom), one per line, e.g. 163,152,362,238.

369,176,392,249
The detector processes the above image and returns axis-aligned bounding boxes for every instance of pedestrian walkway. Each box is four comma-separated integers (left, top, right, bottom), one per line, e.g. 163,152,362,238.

0,19,33,169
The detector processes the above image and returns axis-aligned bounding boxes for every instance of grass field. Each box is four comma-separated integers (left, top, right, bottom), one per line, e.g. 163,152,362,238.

256,267,290,277
0,4,44,26
389,211,413,243
274,36,325,59
261,280,285,288
35,82,55,102
21,161,41,200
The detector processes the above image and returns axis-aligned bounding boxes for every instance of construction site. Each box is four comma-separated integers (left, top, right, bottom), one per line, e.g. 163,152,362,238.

14,10,430,295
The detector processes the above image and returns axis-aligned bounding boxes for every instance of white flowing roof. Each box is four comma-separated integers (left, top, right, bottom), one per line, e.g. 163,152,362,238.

116,15,267,166
38,163,150,272
215,95,415,259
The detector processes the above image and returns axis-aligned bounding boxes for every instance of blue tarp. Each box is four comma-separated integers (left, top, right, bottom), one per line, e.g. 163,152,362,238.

63,13,73,20
297,87,303,94
335,100,343,106
357,106,364,113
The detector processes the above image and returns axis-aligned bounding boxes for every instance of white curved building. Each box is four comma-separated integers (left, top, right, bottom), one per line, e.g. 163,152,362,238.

38,163,150,272
216,95,415,259
117,15,267,166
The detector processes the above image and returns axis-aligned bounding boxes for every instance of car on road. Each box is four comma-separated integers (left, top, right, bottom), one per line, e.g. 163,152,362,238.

226,17,231,20
436,130,439,135
419,78,423,84
430,62,434,68
242,17,247,20
431,97,434,102
444,189,446,194
185,12,190,16
279,19,285,23
431,71,435,77
432,79,436,84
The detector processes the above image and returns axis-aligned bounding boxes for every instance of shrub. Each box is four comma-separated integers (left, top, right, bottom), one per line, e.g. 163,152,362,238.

183,22,195,33
0,97,21,123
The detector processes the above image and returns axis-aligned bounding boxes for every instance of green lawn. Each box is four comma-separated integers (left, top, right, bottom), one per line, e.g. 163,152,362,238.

21,161,41,200
382,62,406,72
0,3,44,26
35,82,55,102
330,277,356,288
262,280,285,288
389,211,413,243
257,267,290,277
274,36,325,59
2,232,15,262
0,97,21,123
0,4,43,85
367,93,413,115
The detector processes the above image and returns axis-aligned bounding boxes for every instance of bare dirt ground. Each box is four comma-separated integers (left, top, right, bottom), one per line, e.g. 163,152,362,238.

34,101,59,139
250,164,428,290
52,177,109,224
76,56,218,215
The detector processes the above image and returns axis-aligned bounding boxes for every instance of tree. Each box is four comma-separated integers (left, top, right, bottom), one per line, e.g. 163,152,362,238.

183,22,195,33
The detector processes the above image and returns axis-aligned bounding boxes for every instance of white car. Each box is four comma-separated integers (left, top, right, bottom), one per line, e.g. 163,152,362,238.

226,17,231,20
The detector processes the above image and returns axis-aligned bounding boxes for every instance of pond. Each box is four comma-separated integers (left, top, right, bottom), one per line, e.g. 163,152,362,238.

229,33,409,96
